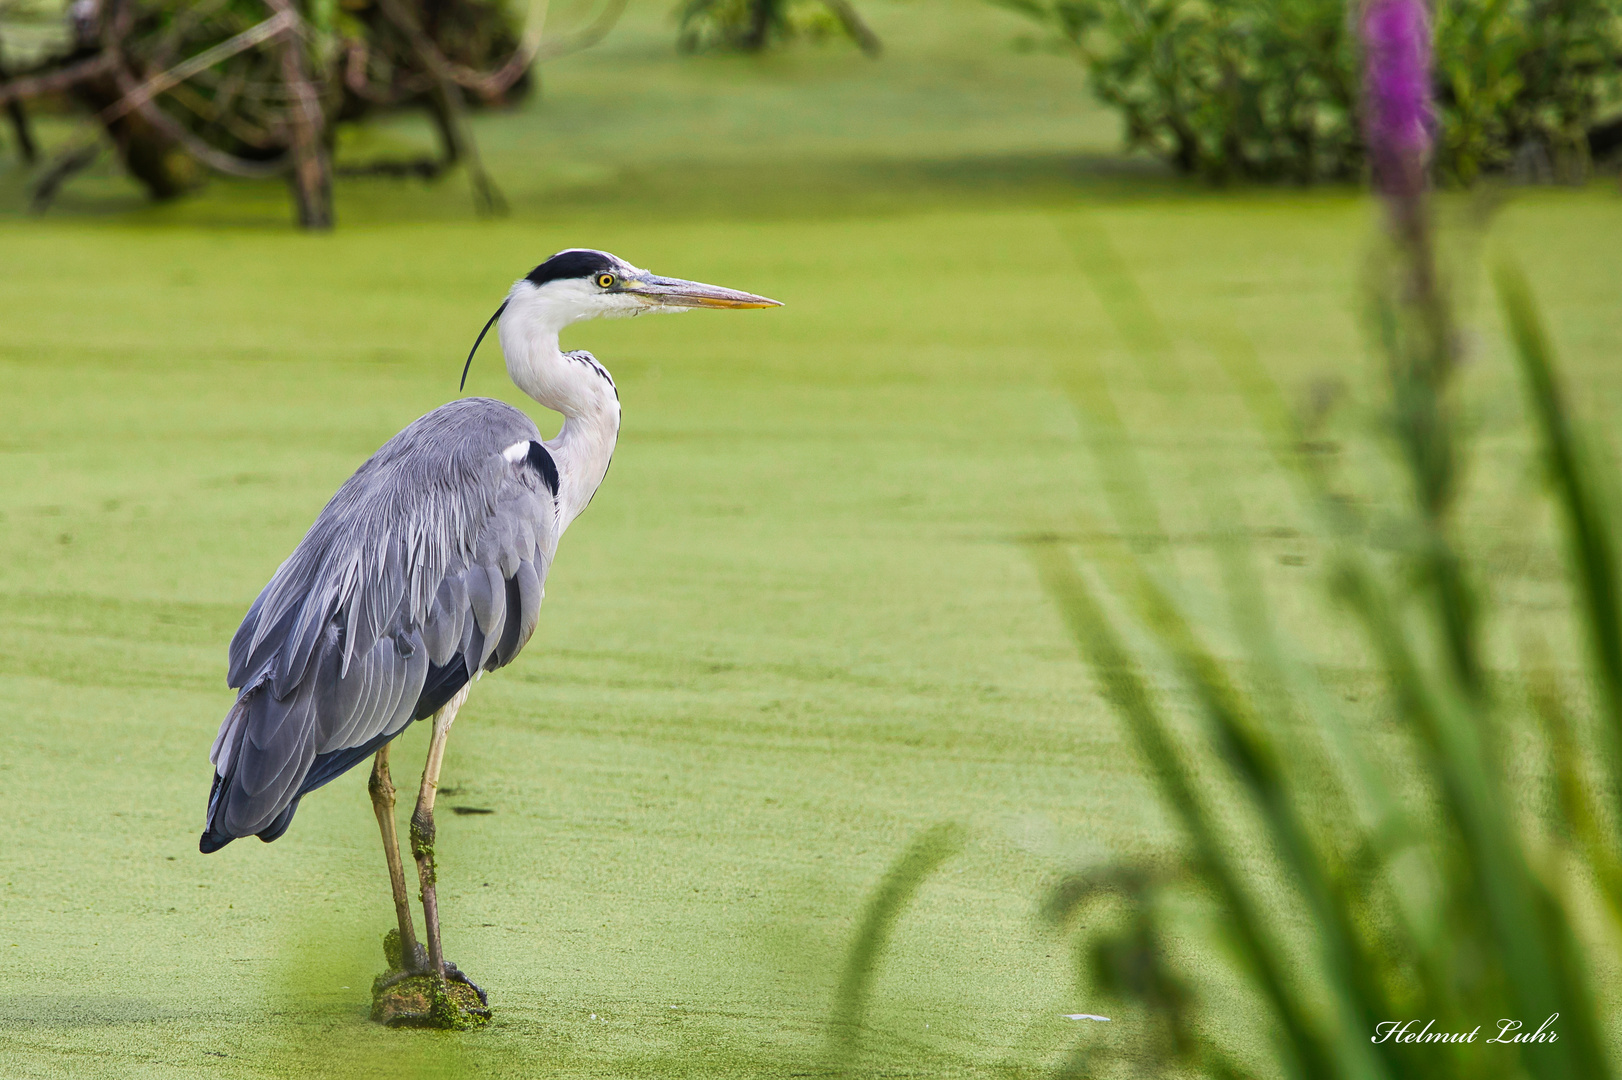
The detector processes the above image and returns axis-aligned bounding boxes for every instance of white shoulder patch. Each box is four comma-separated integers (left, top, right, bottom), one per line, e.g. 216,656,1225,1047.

502,441,529,464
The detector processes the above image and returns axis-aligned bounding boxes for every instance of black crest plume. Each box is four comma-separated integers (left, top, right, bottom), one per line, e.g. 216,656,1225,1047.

460,300,508,391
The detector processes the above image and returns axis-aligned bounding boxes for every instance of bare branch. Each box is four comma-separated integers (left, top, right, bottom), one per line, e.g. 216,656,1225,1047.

106,54,288,178
263,0,332,227
98,8,296,125
529,0,631,67
822,0,882,58
29,138,100,213
0,53,115,107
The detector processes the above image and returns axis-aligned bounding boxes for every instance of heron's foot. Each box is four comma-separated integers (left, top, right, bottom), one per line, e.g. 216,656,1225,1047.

441,960,488,1004
371,932,490,1029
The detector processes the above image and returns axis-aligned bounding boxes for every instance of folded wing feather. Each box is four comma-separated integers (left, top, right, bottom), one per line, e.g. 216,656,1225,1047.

204,399,561,848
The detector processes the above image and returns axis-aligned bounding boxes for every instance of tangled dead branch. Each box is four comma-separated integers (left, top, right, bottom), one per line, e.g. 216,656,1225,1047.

0,0,625,226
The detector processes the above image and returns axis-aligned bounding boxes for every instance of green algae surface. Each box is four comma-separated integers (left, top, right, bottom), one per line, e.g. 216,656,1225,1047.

5,3,1622,1076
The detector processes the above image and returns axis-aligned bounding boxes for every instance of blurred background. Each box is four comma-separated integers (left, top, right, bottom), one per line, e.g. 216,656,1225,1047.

4,1,1622,1078
0,0,1132,223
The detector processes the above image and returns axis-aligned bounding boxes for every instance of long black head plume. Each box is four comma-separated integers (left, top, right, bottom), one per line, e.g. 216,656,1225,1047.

460,299,508,392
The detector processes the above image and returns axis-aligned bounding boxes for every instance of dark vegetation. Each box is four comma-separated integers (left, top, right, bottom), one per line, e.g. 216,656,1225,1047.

0,0,624,225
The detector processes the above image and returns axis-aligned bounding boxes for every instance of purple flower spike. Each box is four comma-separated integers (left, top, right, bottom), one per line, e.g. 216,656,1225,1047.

1362,0,1433,194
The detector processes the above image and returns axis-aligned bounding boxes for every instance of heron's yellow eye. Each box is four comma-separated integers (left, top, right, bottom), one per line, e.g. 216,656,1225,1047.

597,274,615,288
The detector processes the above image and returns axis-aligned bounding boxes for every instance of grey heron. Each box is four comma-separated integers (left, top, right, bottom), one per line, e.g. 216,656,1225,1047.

200,249,780,1025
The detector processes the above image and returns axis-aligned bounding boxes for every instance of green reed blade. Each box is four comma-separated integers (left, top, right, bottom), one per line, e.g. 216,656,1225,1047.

827,821,966,1066
1028,539,1341,1080
1497,262,1622,820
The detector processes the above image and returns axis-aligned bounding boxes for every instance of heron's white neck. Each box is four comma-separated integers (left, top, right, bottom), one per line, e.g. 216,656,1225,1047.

497,293,621,529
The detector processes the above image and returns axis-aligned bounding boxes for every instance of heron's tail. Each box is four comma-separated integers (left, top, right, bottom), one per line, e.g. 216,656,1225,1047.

199,773,235,852
200,696,248,853
199,681,318,853
199,786,301,852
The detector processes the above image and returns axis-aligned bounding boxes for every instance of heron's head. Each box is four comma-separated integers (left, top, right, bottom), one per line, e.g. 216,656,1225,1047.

463,249,781,392
512,249,780,325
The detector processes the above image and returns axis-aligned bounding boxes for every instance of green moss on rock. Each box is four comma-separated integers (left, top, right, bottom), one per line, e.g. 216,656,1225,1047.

371,973,489,1030
371,930,490,1030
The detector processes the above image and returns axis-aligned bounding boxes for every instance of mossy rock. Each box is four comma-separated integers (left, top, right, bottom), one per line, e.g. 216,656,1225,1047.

371,972,490,1029
371,929,491,1030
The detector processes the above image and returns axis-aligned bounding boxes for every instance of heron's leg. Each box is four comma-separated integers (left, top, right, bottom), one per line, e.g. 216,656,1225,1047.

410,681,471,985
369,743,423,971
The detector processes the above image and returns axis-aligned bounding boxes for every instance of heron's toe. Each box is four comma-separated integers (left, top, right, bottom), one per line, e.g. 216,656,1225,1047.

441,960,489,1006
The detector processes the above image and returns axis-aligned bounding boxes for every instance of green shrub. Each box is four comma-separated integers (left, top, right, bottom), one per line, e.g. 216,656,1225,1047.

995,0,1622,183
676,0,882,55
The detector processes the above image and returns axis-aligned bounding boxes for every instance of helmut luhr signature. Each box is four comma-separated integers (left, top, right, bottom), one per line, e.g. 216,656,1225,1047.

1371,1015,1560,1045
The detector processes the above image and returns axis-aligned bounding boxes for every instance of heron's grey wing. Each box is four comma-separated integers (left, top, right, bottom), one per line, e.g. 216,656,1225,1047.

455,440,557,675
202,399,561,850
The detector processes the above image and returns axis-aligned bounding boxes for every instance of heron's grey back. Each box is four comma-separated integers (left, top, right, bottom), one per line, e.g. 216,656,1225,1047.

204,397,562,845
